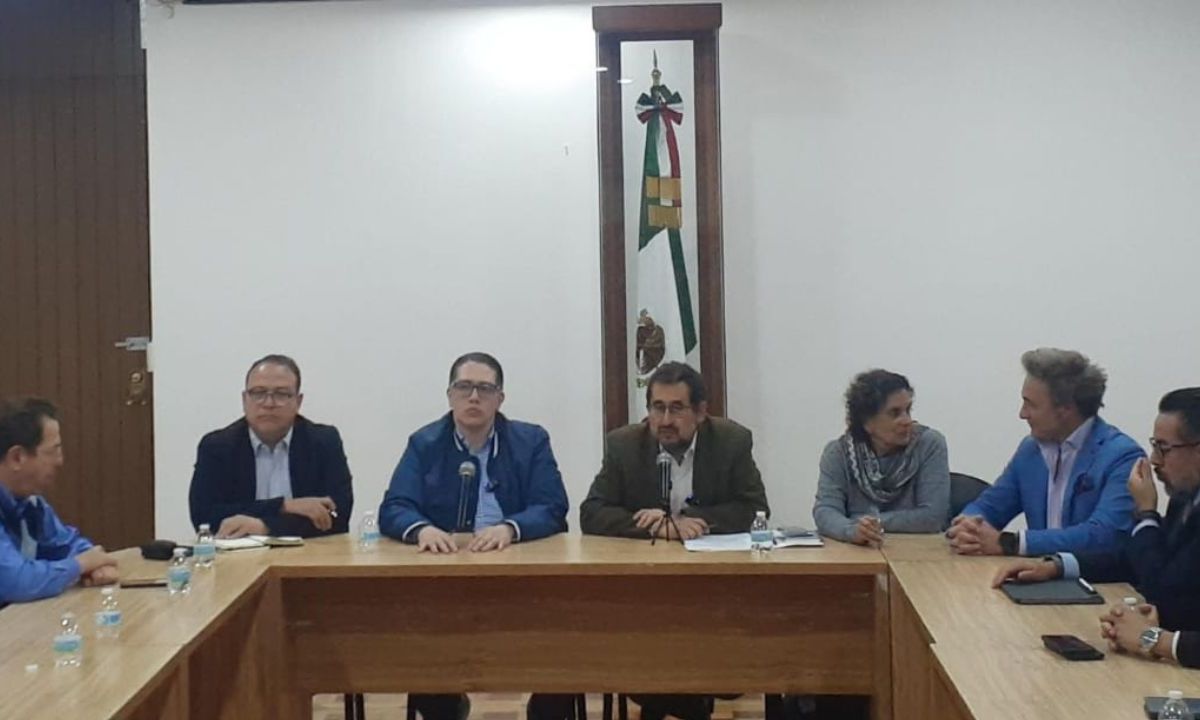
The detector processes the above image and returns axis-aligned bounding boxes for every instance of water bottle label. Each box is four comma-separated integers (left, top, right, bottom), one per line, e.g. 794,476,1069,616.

362,530,380,543
95,610,122,628
53,634,82,654
194,544,216,559
750,530,773,543
168,566,192,587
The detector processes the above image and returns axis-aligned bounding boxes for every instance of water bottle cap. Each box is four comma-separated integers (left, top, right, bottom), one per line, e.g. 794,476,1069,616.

1169,690,1184,700
199,523,211,532
755,510,766,518
364,510,376,517
173,547,188,557
101,587,115,596
1124,596,1139,606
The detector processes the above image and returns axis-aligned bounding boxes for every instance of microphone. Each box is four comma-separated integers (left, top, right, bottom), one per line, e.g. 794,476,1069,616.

656,451,673,512
457,461,476,531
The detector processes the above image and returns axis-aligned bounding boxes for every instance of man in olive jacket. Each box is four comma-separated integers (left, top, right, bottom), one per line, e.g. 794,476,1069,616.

581,362,769,540
577,361,770,720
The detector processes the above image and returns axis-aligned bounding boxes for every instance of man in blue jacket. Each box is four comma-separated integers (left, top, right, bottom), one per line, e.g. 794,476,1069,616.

948,348,1142,556
379,351,568,552
995,387,1200,662
379,352,569,720
188,354,354,538
1,397,120,605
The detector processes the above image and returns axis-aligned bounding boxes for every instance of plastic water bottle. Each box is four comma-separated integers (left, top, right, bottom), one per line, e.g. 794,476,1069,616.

1161,690,1194,720
53,612,82,667
94,587,122,639
750,511,772,553
193,523,216,569
358,510,380,551
167,547,192,596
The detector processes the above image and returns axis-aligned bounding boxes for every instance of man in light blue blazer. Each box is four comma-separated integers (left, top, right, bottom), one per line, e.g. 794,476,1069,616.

947,348,1143,557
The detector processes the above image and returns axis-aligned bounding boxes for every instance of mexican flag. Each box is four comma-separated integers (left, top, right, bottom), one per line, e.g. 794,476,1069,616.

633,62,698,391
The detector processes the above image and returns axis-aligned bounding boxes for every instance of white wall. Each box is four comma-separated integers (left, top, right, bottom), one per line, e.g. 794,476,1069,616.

144,0,1200,539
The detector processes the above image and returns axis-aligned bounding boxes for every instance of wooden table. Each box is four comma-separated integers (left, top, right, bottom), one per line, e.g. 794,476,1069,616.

9,533,1195,720
883,535,1200,720
0,535,892,720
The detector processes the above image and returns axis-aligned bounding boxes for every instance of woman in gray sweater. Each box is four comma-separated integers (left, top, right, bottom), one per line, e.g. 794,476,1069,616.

813,369,950,545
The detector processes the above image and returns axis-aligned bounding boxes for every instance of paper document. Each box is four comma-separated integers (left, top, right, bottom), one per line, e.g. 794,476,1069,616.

683,530,824,552
684,533,752,551
214,537,268,551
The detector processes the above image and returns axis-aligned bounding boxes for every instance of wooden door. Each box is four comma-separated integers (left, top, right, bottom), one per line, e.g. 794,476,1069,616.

0,0,154,549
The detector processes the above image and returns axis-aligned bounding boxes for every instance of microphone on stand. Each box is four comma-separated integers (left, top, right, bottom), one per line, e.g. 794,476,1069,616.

657,451,673,512
654,452,679,545
457,461,476,531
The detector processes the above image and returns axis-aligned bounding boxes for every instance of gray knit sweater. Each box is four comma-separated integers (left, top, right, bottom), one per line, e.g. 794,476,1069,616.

812,427,950,542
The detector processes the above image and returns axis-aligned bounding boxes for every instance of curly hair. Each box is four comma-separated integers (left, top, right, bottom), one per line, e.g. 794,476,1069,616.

844,369,913,442
1020,348,1106,418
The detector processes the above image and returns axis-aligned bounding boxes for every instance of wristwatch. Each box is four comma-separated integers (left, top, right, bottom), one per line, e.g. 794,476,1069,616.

1041,554,1064,577
1134,509,1162,523
999,531,1019,556
1139,626,1164,656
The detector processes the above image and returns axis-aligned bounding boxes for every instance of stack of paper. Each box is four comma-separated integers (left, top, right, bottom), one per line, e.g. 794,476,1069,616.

683,530,824,552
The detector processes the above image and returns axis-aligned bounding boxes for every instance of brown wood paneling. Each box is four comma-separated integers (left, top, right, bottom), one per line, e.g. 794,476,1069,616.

889,571,933,720
285,573,882,696
597,36,629,432
0,0,153,550
189,580,305,720
693,32,726,417
593,4,722,36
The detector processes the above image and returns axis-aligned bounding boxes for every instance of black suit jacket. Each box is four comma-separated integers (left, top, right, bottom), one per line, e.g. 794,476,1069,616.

579,416,770,538
1177,631,1200,668
188,416,353,537
1078,494,1200,628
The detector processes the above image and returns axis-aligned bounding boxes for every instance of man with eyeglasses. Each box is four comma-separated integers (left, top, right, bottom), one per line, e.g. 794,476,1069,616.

994,388,1200,666
581,361,769,541
378,352,570,720
1,397,120,604
379,351,569,552
188,354,353,538
577,361,769,720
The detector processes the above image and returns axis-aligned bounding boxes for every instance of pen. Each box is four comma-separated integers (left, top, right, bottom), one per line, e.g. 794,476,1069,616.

1078,578,1096,594
329,510,338,518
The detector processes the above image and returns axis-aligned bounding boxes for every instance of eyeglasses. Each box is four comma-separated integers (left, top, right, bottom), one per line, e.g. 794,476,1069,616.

449,380,502,399
244,388,297,405
1149,438,1200,456
648,401,694,418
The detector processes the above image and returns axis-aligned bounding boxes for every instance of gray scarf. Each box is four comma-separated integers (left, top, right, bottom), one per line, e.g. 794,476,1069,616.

842,424,926,506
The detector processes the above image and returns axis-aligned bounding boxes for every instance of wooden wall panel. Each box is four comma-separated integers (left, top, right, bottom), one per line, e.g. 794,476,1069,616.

285,573,883,697
0,0,154,549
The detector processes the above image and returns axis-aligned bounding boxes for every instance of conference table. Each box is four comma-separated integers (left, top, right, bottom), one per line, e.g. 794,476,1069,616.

1,533,1196,720
0,534,890,720
886,536,1200,720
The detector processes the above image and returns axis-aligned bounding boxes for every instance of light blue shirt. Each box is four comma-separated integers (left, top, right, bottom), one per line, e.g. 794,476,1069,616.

1021,417,1095,554
250,427,293,501
454,428,504,530
0,484,94,604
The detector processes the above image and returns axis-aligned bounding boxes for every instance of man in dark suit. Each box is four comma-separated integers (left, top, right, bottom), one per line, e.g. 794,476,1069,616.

994,387,1200,664
579,361,769,720
188,354,353,538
